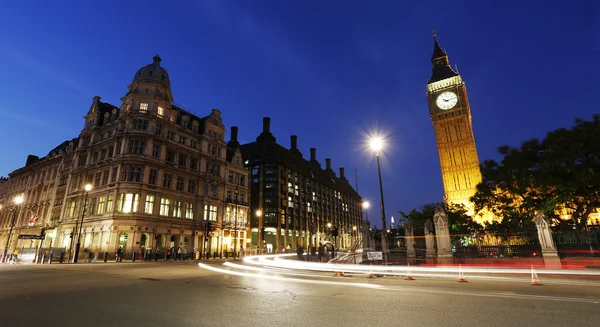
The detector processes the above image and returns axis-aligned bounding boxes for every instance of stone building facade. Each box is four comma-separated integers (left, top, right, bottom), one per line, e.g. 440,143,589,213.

241,117,362,253
0,56,249,261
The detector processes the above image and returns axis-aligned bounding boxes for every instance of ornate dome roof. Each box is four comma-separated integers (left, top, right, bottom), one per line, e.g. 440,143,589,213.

133,55,171,89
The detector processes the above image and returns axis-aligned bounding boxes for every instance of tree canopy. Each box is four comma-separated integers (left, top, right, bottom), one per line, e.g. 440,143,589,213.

471,115,600,231
399,202,482,236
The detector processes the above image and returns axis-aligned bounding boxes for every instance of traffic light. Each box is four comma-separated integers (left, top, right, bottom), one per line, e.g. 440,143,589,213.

154,234,159,239
69,231,74,238
40,228,46,240
260,227,265,240
331,226,339,237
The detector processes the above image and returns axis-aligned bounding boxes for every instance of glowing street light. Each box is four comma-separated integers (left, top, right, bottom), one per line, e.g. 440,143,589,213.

3,195,24,262
368,135,389,264
73,184,92,263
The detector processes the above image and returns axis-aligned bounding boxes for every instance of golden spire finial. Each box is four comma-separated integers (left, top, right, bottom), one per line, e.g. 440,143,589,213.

432,28,437,38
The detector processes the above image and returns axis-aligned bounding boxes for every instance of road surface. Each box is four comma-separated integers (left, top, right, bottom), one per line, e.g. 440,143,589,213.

0,261,598,327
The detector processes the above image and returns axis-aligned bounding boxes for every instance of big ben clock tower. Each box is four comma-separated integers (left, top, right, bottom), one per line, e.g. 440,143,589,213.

427,31,483,215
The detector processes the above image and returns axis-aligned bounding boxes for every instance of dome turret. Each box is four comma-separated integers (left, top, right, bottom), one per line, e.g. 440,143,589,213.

133,55,171,89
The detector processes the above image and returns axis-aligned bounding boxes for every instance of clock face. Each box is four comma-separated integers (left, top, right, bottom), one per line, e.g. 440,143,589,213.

436,91,458,110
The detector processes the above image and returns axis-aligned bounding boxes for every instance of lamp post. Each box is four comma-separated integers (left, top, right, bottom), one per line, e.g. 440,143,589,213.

3,195,24,263
256,209,263,253
370,137,388,264
73,184,92,263
233,187,239,259
362,201,370,250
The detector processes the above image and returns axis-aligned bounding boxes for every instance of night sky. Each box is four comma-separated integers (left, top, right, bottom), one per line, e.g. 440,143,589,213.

1,1,598,228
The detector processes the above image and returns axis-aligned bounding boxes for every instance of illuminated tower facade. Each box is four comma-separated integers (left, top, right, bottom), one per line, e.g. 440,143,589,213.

426,31,482,214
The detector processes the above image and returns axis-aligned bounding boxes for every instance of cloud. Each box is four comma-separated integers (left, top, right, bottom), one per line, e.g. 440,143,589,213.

0,42,92,97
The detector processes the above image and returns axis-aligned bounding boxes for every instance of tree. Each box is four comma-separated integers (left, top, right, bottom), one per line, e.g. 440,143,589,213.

399,203,482,236
471,115,600,231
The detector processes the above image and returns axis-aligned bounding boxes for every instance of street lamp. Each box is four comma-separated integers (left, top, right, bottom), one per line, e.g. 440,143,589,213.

256,209,263,253
2,195,24,263
233,187,239,259
369,136,388,264
73,183,92,263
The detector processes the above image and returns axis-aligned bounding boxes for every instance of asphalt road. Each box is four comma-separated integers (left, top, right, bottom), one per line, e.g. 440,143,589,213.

0,261,599,327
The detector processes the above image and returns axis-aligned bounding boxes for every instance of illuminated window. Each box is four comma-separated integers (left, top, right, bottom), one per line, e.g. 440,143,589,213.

106,194,114,212
160,198,171,216
97,196,106,215
67,199,76,218
145,195,154,214
140,103,148,112
204,205,217,221
118,193,139,213
174,200,182,218
157,106,164,116
185,203,194,219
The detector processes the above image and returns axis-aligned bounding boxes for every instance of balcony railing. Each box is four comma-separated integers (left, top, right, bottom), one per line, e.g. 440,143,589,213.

224,198,249,206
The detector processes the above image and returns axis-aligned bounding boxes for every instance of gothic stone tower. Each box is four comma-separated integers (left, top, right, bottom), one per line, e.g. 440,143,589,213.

426,31,482,214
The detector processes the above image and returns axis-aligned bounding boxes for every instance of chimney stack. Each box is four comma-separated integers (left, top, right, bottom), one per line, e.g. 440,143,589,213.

262,117,271,134
290,135,298,150
326,158,332,171
339,167,345,179
310,148,316,161
230,126,238,142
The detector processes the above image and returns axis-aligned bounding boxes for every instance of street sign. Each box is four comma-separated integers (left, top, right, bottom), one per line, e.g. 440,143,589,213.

18,234,44,240
367,251,383,261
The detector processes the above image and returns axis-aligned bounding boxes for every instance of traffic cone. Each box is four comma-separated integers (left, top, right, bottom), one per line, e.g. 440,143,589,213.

458,264,468,282
406,263,415,280
531,266,541,286
368,263,375,279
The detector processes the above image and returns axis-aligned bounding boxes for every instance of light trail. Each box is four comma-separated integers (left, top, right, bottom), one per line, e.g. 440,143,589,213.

241,254,600,280
198,263,382,289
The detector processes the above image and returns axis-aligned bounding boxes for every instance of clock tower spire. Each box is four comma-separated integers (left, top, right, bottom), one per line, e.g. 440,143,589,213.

426,31,484,221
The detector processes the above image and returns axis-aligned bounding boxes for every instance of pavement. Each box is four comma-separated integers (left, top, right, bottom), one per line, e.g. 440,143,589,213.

0,261,599,327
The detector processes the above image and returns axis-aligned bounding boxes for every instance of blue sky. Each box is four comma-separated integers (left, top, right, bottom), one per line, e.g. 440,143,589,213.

0,1,598,227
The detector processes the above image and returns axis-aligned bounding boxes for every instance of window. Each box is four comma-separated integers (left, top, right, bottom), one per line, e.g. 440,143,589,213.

204,205,218,221
190,157,198,170
107,194,114,212
240,175,246,186
157,106,164,116
163,173,172,188
132,119,148,130
178,135,186,145
228,173,234,183
176,176,184,191
111,167,118,183
97,196,106,215
152,144,160,158
116,140,122,155
207,162,220,177
78,153,87,167
88,198,96,216
117,193,139,213
178,154,187,167
140,103,148,112
160,198,171,216
185,203,193,219
190,140,196,149
102,169,109,185
67,199,76,218
149,169,157,185
122,165,143,182
174,200,182,218
145,195,154,214
128,140,146,155
167,131,174,140
188,180,196,194
165,150,174,163
155,124,162,135
95,172,101,186
108,146,114,158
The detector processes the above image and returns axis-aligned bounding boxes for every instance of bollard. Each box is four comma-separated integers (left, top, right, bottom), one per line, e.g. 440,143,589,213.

48,253,53,264
132,252,137,262
88,252,93,263
59,252,65,263
104,252,108,263
41,253,45,264
219,251,222,259
225,252,228,259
